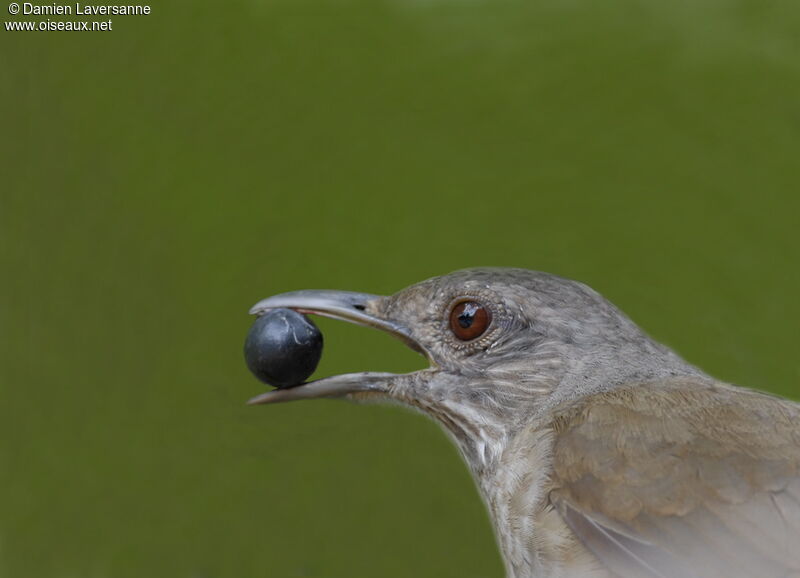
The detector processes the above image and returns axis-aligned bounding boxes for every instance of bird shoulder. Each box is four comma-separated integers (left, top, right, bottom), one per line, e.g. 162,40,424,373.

544,377,800,577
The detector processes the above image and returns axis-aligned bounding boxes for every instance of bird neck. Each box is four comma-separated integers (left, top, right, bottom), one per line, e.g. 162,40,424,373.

469,422,594,578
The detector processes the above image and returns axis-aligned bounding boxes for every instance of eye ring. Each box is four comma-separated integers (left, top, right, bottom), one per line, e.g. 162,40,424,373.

449,299,492,341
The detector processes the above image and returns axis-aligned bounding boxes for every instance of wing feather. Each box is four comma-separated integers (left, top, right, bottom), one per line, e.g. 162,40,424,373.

549,378,800,577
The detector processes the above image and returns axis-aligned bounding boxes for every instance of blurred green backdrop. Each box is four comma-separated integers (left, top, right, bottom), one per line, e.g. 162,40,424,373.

2,0,799,576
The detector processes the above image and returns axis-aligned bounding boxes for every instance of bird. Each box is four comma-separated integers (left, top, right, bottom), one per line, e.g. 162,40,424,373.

247,268,800,578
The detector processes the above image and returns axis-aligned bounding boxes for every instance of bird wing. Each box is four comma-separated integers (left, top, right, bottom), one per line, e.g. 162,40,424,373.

548,377,800,578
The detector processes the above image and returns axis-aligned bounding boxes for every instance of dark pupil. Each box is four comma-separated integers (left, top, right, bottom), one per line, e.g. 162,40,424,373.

458,304,479,328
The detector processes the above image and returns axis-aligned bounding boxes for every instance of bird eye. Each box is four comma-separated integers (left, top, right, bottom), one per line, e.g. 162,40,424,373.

449,300,491,341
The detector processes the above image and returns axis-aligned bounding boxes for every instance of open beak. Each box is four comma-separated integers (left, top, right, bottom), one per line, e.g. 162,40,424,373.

246,290,429,405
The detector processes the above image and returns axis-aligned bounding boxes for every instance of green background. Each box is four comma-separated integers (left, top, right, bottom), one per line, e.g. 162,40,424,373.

2,0,798,576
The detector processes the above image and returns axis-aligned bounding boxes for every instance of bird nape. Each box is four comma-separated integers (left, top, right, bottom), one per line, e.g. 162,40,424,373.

246,268,800,578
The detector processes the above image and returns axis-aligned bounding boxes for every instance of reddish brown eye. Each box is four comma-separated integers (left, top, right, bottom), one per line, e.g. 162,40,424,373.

449,300,491,341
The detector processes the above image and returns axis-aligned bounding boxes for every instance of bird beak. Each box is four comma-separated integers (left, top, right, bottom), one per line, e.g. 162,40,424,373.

246,290,428,405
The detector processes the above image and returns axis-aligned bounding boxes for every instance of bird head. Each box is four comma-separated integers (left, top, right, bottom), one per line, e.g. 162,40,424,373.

248,268,698,468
